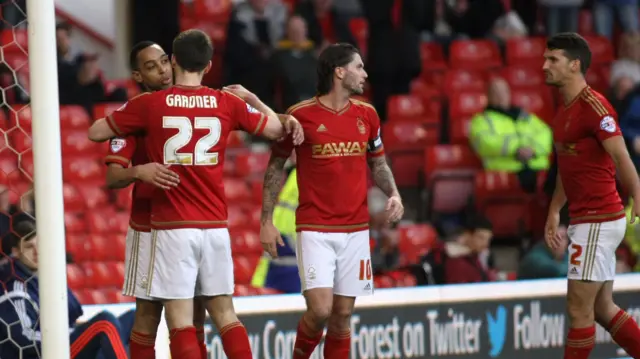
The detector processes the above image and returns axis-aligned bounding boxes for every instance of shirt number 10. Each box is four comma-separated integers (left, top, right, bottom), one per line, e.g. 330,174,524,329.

163,116,221,166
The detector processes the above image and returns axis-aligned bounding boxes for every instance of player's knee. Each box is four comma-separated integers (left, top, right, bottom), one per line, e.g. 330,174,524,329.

567,298,595,323
327,305,353,331
307,303,332,325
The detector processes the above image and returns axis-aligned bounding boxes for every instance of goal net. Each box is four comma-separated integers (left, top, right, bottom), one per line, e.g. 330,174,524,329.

0,0,71,357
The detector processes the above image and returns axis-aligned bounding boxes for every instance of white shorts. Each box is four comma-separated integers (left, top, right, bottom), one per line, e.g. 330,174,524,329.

296,230,373,297
567,217,626,282
122,227,156,300
146,228,234,299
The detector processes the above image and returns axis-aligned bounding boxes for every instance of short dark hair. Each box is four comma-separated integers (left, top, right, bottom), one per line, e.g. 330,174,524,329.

129,41,159,70
464,215,493,232
6,220,36,251
316,43,360,95
172,29,213,73
546,32,592,75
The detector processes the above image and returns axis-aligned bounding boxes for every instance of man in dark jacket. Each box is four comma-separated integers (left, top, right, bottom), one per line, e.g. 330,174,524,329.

0,220,134,359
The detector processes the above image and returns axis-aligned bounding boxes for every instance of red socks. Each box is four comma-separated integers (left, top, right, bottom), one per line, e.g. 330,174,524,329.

220,322,252,359
323,329,351,359
293,316,323,359
196,326,207,359
129,331,156,359
564,326,595,359
607,309,640,358
169,326,201,359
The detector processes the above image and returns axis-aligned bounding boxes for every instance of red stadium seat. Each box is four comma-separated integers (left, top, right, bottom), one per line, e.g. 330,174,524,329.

8,128,31,154
420,42,448,72
66,234,92,263
410,79,441,100
230,229,261,254
511,87,555,123
60,106,91,130
108,212,130,235
349,18,368,56
61,130,103,157
233,256,255,285
424,144,482,214
388,151,424,187
13,105,31,131
397,223,437,263
77,185,108,210
449,40,502,70
93,102,126,120
86,289,110,305
244,204,261,228
227,205,249,230
106,233,127,262
387,94,440,125
443,69,487,95
86,210,111,233
63,183,85,212
500,66,546,89
448,91,487,119
449,116,473,144
90,235,111,262
234,284,252,297
578,10,595,35
585,65,609,94
584,36,614,65
505,37,546,67
192,0,232,20
65,213,87,234
63,157,103,183
66,264,86,290
224,178,251,202
382,121,439,151
374,275,394,289
234,151,270,177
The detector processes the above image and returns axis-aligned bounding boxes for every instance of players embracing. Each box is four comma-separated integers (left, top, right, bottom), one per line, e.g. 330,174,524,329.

89,29,303,359
543,33,640,359
260,43,404,358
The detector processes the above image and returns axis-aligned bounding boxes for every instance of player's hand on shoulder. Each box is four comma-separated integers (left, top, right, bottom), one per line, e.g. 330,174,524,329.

259,222,285,258
385,195,404,223
280,115,304,145
223,84,255,101
544,212,561,249
133,162,180,190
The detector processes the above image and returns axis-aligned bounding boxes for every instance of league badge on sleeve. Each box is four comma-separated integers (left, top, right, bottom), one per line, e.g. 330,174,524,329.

600,116,617,133
110,138,126,153
246,103,259,114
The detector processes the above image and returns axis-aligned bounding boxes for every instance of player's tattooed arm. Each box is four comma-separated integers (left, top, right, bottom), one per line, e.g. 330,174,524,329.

261,155,288,224
368,156,400,198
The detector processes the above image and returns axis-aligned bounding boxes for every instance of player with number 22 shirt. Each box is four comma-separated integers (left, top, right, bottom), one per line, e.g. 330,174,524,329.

543,33,640,359
89,29,303,359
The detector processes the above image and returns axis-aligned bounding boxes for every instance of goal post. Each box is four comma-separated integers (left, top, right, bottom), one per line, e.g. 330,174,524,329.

26,0,71,357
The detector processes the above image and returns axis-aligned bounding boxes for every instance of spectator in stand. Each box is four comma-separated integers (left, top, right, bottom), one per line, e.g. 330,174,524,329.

0,221,135,359
518,223,569,279
593,0,640,40
369,187,400,273
56,22,127,114
411,216,495,285
619,82,640,168
469,77,552,193
224,0,287,107
610,34,640,88
270,15,318,112
294,0,357,53
538,0,583,35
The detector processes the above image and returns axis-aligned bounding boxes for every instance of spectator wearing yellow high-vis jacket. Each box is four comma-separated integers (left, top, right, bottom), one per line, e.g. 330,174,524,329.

469,78,553,191
251,168,301,293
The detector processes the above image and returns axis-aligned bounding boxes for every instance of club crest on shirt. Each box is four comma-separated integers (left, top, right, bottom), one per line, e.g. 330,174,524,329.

600,116,616,133
110,138,126,153
356,118,366,134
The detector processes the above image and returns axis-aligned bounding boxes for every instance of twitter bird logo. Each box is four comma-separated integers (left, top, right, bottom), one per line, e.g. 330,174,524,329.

486,305,507,358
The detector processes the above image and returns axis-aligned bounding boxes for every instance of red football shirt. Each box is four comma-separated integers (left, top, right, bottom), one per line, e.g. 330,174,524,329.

106,86,268,229
552,86,625,224
272,97,385,233
104,135,153,232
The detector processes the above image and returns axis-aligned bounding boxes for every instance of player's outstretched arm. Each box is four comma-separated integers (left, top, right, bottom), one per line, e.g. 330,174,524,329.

88,118,117,142
368,156,404,222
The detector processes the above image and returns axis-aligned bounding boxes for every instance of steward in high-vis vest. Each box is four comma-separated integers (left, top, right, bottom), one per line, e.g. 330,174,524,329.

251,168,301,293
469,78,553,173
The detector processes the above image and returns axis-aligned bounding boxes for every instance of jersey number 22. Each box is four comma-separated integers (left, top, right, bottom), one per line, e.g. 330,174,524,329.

163,116,221,165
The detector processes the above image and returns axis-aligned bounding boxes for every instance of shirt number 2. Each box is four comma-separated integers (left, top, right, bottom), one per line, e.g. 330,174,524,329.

163,116,221,165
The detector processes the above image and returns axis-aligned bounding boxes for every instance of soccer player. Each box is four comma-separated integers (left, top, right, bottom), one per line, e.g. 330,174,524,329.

88,29,303,359
260,43,404,359
103,41,208,359
543,33,640,359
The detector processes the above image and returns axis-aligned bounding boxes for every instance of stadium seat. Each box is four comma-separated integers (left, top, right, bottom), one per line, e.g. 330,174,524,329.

77,185,109,209
382,120,440,151
388,151,425,187
443,69,487,95
510,87,555,123
420,42,448,72
585,65,609,94
505,37,546,67
227,205,249,230
60,106,91,130
103,288,134,303
449,40,502,70
410,79,441,100
424,144,482,215
234,151,270,177
86,210,111,233
0,29,28,55
191,0,232,21
224,178,251,202
108,212,131,234
66,264,86,290
500,66,546,89
584,36,614,65
448,91,487,119
85,289,110,305
61,130,103,157
93,102,126,120
0,152,18,176
349,18,368,56
233,256,255,284
234,284,252,297
9,128,31,154
244,204,261,229
65,213,88,234
449,116,473,144
374,275,395,289
578,10,595,35
12,105,31,131
106,233,127,262
387,94,440,125
90,235,112,262
63,157,103,183
63,183,85,212
66,234,92,263
397,223,437,263
229,228,261,254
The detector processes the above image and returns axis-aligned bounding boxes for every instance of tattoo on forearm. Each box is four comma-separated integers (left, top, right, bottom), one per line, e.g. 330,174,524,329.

369,157,399,197
261,157,287,223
